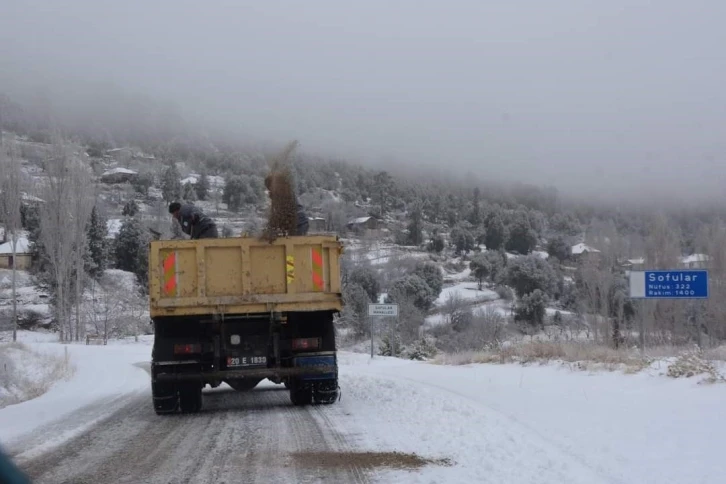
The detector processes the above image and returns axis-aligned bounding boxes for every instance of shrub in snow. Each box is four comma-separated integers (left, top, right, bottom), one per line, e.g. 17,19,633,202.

495,285,514,301
413,261,443,297
667,349,724,381
404,336,438,361
514,289,549,329
378,333,402,357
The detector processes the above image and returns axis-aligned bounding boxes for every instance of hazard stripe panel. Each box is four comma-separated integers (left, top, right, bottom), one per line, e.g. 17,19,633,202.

311,247,324,291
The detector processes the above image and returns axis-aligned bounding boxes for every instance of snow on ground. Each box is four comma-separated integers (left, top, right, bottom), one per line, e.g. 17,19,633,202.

337,352,726,484
0,340,73,409
434,282,498,307
3,331,724,483
0,333,151,447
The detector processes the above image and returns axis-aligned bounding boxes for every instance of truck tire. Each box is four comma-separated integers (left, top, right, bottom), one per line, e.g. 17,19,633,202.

227,378,262,392
289,380,313,406
152,381,178,415
313,380,339,405
178,385,203,413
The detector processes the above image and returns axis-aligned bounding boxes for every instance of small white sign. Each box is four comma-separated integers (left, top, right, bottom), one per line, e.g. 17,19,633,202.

368,303,399,317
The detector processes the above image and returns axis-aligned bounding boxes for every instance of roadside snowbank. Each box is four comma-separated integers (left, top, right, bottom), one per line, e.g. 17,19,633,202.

0,336,151,446
336,352,726,484
0,342,74,409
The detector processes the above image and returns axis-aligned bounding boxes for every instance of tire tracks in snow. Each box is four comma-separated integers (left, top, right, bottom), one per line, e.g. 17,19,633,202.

14,383,371,484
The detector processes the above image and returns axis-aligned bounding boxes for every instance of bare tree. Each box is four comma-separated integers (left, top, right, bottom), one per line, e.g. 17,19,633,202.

71,166,96,341
38,137,91,341
0,141,23,341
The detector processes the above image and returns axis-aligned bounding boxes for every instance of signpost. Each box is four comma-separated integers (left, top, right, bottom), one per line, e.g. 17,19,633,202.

628,270,709,299
368,303,399,358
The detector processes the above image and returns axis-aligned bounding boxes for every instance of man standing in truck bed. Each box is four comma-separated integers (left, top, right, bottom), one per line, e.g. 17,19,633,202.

169,202,219,239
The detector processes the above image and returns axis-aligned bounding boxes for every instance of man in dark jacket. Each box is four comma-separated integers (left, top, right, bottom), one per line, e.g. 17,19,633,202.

169,202,219,239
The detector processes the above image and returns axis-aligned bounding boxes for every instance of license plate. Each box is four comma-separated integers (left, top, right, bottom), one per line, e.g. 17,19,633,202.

227,356,267,367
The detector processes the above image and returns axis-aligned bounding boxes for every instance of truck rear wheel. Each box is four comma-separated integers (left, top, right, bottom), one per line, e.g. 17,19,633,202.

289,379,313,406
313,379,339,405
152,381,178,415
178,385,203,413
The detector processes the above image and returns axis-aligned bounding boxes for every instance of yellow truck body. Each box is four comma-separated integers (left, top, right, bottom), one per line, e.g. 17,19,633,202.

148,235,344,318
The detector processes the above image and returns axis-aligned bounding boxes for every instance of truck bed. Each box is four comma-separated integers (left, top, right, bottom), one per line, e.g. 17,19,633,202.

148,235,344,318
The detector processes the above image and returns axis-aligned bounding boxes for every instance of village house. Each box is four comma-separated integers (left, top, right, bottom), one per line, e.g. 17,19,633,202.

680,253,709,269
0,235,32,270
346,216,382,237
100,167,138,184
308,217,327,233
570,243,601,264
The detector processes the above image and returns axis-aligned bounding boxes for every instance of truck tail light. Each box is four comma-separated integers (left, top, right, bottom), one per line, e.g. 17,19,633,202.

173,343,201,355
292,338,321,351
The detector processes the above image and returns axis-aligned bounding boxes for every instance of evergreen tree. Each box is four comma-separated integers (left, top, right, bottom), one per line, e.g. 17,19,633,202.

196,172,210,201
122,199,139,217
484,210,507,250
182,182,197,202
505,210,538,255
468,187,482,226
161,163,182,201
85,206,108,279
114,216,151,291
406,201,424,246
223,175,246,212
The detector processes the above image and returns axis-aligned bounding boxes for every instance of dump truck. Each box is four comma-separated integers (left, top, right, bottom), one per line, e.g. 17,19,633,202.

147,235,344,414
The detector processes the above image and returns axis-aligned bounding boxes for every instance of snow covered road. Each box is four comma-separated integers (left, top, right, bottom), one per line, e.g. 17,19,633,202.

2,340,724,483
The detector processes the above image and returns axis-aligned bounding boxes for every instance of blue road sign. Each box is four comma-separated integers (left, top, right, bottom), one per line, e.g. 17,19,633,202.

629,270,709,299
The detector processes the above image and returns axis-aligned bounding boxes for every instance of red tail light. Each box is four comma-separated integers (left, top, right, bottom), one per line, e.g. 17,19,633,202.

173,343,201,355
292,338,321,350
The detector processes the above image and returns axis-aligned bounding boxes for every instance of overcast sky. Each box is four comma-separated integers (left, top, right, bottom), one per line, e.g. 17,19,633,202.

1,1,725,202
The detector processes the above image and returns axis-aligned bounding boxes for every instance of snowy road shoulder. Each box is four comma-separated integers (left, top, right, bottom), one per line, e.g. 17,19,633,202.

0,337,151,447
335,352,726,484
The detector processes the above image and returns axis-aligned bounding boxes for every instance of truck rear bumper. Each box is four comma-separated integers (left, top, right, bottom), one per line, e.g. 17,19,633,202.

153,364,337,382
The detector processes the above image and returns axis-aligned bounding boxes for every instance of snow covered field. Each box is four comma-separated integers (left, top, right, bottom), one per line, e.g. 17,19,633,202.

1,333,724,483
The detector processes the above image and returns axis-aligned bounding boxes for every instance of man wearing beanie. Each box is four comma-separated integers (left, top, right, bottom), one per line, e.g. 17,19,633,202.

168,202,218,239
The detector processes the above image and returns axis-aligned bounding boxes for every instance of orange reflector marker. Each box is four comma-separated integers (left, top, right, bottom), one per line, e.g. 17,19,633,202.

311,247,324,291
162,252,177,297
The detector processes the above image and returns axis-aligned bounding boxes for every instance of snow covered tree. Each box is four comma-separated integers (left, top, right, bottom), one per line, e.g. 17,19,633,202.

342,282,371,338
387,274,437,311
161,163,182,201
469,253,492,290
505,210,538,255
514,289,549,329
195,172,210,201
122,199,139,217
450,223,475,255
223,175,245,212
347,266,380,303
547,235,571,262
38,138,93,341
182,182,197,202
85,206,108,280
505,254,558,299
406,201,424,246
413,261,443,298
114,216,151,290
484,210,507,250
0,141,22,341
468,187,482,226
